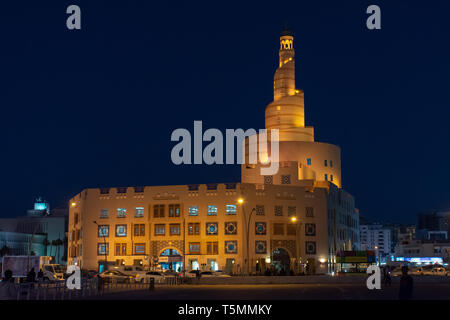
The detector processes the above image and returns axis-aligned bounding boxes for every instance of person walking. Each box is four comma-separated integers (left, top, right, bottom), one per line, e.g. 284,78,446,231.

26,268,36,283
0,270,17,300
384,266,392,287
398,266,413,300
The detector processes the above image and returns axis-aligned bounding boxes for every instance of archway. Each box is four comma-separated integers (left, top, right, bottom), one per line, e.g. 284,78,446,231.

271,248,291,275
158,248,183,272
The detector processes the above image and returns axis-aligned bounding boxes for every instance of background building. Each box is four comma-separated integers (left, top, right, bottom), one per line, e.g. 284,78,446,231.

359,224,391,261
0,198,68,264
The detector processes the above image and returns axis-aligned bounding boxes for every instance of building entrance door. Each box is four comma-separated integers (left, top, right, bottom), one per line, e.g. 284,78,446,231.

271,248,290,275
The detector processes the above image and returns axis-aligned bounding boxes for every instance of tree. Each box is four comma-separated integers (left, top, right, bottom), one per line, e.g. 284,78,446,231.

55,238,63,263
43,239,51,257
0,245,10,257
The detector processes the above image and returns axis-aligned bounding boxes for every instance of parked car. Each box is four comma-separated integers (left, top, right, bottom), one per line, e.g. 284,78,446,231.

108,265,147,277
430,267,449,276
389,267,403,277
81,269,98,279
214,270,231,277
185,270,200,278
199,271,217,278
163,270,182,277
135,271,165,283
99,270,135,283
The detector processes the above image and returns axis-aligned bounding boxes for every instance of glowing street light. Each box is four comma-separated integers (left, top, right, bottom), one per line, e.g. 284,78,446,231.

291,216,297,223
237,198,244,204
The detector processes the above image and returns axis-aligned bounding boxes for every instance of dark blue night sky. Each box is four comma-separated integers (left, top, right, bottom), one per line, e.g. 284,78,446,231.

1,0,449,224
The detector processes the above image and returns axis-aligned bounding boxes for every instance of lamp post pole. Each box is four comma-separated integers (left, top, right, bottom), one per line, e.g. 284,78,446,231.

290,216,303,274
183,216,186,276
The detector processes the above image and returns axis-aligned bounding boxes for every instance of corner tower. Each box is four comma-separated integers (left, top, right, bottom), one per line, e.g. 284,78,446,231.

265,29,314,142
242,29,342,188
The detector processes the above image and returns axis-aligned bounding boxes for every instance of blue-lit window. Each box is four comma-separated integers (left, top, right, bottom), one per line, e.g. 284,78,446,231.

324,174,328,181
225,241,237,254
189,243,200,254
134,244,145,255
100,209,109,219
155,224,165,235
330,175,333,182
206,222,218,235
226,205,236,215
135,207,144,218
98,243,109,255
189,206,199,216
324,159,327,167
117,208,127,218
98,225,109,237
330,160,333,168
115,225,127,237
208,205,217,216
307,158,311,165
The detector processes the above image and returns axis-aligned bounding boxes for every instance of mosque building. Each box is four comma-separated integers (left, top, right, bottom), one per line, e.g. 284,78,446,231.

67,29,359,275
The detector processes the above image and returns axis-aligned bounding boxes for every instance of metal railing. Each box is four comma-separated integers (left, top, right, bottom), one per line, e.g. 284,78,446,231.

14,276,184,300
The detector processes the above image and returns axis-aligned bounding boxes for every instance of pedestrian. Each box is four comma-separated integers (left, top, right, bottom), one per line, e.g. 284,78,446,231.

26,268,36,284
384,266,392,287
37,269,44,282
97,274,104,294
0,270,17,300
398,266,413,300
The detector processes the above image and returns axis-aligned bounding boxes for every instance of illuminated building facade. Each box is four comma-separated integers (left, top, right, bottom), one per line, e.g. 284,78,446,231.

67,29,359,274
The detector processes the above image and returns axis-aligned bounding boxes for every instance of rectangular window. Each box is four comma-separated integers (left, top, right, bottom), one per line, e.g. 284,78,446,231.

330,160,333,168
170,224,181,235
155,224,165,235
153,205,165,218
100,209,109,219
256,205,265,216
189,242,200,254
134,224,145,237
287,224,297,235
98,243,109,255
281,175,291,184
169,204,181,217
330,174,333,182
117,187,127,194
274,205,283,216
98,225,109,237
189,206,199,216
134,243,146,255
115,243,126,256
134,186,144,193
207,205,217,216
306,207,314,217
207,242,219,255
226,205,236,215
117,208,127,218
324,159,327,167
273,223,284,235
100,188,110,195
188,223,200,235
288,206,296,217
115,225,127,237
135,207,144,218
324,174,328,181
307,158,311,165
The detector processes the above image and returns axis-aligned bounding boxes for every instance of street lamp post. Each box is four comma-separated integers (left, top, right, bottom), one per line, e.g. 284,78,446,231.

94,221,107,270
290,216,303,274
238,198,255,276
